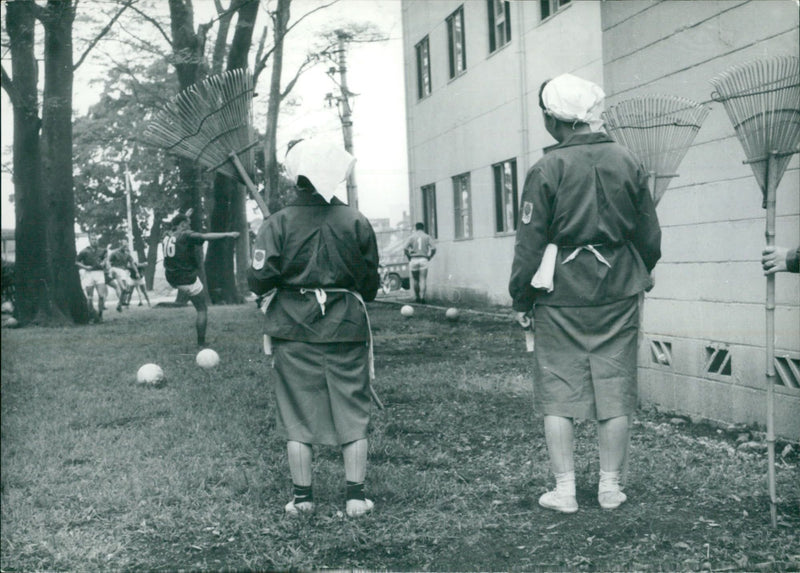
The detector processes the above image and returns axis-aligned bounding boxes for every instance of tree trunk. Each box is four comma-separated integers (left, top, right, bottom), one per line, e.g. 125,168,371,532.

40,0,85,324
5,1,56,325
204,0,259,304
264,0,291,211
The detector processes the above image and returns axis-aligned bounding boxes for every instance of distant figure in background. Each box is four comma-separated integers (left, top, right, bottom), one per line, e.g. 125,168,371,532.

508,74,661,513
761,245,799,274
129,260,151,307
108,242,135,312
162,209,239,347
404,222,436,304
76,234,109,323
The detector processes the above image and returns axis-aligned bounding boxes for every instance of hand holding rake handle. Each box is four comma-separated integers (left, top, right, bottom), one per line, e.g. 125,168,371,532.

515,311,535,352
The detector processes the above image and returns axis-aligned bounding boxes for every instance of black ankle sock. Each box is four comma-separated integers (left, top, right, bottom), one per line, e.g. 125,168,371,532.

293,483,313,504
346,480,365,501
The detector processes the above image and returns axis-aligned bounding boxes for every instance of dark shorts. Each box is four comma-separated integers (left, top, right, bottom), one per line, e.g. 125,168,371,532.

273,339,371,446
533,296,639,420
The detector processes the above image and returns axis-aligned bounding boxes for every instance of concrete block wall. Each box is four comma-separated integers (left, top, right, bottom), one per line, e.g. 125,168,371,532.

602,0,800,438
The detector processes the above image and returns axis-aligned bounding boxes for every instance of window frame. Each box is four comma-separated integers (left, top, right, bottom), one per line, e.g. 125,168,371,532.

540,0,571,20
446,5,467,80
493,159,519,234
488,0,511,52
415,35,432,99
421,184,438,239
452,172,473,240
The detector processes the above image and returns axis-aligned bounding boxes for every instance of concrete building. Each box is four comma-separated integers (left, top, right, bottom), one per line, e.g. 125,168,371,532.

401,0,798,437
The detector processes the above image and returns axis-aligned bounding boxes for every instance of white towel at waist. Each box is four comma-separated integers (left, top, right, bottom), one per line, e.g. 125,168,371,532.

531,243,559,292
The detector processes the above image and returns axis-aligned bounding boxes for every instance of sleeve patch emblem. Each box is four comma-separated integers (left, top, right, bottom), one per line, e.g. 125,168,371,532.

253,249,266,270
521,201,533,225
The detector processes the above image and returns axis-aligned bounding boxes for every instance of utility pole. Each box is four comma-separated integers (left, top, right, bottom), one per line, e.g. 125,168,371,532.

326,30,359,209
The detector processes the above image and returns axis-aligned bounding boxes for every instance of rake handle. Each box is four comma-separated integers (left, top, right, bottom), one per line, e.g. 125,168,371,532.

228,152,270,217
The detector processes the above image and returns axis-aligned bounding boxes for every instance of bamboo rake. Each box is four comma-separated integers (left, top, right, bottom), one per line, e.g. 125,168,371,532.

603,95,709,206
143,70,269,216
710,55,800,529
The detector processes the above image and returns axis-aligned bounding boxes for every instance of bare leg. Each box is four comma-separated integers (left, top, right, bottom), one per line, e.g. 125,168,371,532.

285,441,314,514
597,415,629,509
342,438,368,483
539,415,578,513
411,270,421,301
418,268,428,302
343,438,373,517
84,287,97,321
189,293,208,346
287,440,313,486
96,285,107,322
545,415,574,475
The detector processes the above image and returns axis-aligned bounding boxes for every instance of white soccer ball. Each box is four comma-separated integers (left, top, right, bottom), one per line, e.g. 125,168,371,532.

137,363,164,385
445,307,460,321
1,301,13,314
400,305,414,317
196,348,220,369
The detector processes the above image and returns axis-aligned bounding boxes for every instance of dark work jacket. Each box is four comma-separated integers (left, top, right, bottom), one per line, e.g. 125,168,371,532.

509,131,661,310
247,192,380,342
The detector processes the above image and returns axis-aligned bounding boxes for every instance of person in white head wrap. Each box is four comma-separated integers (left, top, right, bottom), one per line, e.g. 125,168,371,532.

284,138,356,204
248,138,381,518
540,73,606,132
509,74,661,514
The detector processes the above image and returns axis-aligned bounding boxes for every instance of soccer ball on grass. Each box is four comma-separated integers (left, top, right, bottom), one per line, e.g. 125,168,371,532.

196,348,220,369
137,363,165,385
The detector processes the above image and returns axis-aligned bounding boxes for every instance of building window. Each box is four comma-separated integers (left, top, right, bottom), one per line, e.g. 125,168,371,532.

415,36,432,99
446,6,466,79
421,184,438,239
493,159,518,233
452,173,472,239
488,0,511,52
540,0,570,20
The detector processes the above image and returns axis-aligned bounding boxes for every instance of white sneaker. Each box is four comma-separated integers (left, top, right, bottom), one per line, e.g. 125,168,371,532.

538,490,578,514
345,498,374,517
284,500,314,515
598,489,627,509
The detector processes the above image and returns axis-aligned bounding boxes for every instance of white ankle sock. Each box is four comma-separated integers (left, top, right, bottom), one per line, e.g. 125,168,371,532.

554,471,576,497
599,470,621,493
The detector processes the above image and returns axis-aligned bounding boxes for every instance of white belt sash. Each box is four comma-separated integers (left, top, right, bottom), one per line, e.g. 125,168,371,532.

530,243,612,292
261,287,383,409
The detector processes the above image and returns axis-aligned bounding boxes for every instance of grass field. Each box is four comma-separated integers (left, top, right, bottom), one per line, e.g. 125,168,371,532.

1,299,798,571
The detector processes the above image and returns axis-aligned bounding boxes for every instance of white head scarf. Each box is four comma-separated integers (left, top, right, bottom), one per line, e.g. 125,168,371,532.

284,139,356,204
542,73,606,132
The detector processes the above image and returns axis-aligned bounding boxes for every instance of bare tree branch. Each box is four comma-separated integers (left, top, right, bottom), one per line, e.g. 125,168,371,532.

129,4,173,46
279,54,316,100
284,0,338,37
253,0,338,83
74,0,137,71
0,64,20,108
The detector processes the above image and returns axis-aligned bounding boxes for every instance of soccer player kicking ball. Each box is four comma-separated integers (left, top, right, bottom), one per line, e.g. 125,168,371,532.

162,210,239,347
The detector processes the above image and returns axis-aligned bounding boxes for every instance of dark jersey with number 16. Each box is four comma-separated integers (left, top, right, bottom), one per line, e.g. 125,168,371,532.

162,229,204,286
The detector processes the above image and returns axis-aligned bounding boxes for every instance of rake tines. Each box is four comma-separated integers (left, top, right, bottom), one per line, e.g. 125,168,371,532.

603,95,709,206
710,55,800,201
143,69,257,186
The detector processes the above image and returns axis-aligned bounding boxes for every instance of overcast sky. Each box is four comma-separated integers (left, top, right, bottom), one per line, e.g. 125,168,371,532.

0,0,410,229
